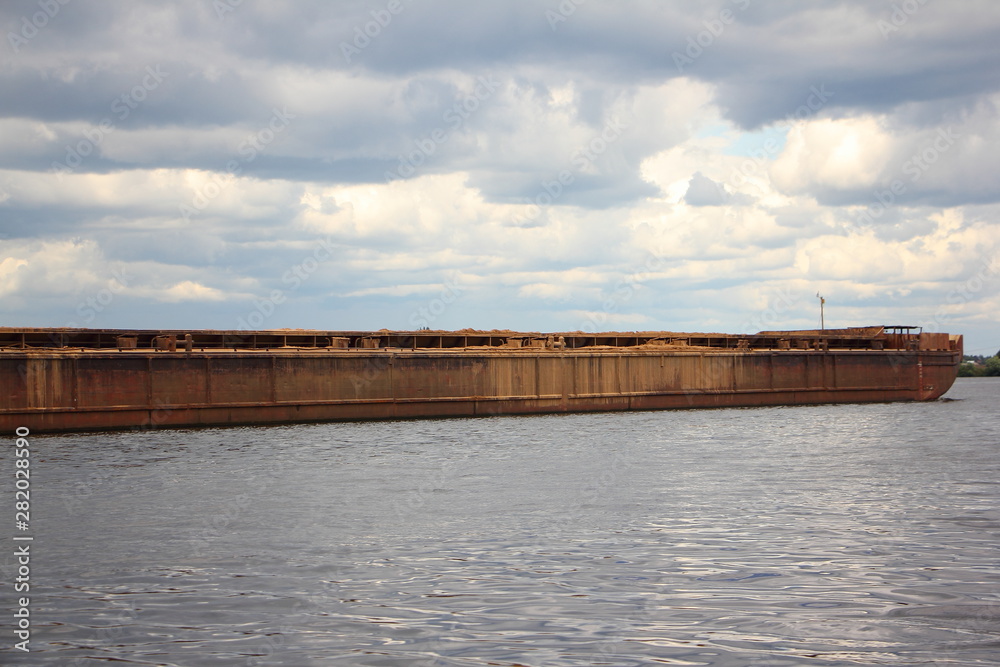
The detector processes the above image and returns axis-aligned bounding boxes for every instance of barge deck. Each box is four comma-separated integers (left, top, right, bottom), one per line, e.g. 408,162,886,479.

0,326,962,432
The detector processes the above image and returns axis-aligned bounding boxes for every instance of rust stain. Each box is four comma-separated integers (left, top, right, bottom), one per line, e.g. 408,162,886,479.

0,326,963,432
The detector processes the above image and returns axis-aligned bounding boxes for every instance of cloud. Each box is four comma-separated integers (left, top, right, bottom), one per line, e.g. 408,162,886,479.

0,256,28,297
684,171,728,206
0,1,998,353
769,99,1000,210
157,280,229,302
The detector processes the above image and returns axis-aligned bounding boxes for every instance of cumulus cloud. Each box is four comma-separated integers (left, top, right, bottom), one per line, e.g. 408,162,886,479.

684,171,728,206
771,100,1000,207
156,280,229,302
0,0,998,352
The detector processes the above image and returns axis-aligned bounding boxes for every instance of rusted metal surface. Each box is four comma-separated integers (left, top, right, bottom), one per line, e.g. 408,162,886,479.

0,327,963,433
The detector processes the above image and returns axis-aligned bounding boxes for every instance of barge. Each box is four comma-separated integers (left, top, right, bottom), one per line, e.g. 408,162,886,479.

0,326,962,433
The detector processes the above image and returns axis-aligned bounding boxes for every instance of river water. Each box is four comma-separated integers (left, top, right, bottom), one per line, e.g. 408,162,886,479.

5,378,999,666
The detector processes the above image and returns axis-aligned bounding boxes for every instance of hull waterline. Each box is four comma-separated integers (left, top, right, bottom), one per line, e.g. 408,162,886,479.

0,326,962,433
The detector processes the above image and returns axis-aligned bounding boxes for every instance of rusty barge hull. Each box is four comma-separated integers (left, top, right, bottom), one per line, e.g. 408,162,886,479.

0,327,962,433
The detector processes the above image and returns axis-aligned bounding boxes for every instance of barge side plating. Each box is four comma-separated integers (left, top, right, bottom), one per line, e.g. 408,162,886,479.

0,326,962,433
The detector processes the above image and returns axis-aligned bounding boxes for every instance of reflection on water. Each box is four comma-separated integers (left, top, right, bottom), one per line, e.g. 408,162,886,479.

10,378,1000,665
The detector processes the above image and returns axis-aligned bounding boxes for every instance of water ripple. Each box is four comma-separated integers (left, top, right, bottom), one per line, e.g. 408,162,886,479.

11,378,1000,665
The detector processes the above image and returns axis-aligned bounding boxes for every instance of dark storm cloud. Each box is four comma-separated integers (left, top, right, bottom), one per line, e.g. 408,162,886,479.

0,62,268,127
8,1,1000,126
0,204,133,239
642,1,1000,128
816,184,1000,210
468,167,660,212
229,155,391,184
0,0,993,232
2,0,119,52
5,0,999,195
321,0,1000,129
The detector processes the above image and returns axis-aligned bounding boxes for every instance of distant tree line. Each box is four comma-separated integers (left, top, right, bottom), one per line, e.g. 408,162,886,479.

959,351,1000,377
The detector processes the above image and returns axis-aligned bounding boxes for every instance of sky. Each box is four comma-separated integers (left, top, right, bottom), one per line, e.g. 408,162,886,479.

1,0,998,354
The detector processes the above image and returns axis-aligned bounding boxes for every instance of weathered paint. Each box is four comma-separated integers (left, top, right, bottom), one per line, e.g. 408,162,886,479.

0,327,962,433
